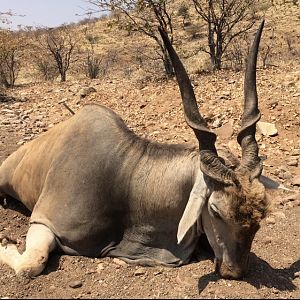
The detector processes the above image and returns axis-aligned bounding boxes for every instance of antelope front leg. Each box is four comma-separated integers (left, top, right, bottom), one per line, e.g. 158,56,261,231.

0,223,57,277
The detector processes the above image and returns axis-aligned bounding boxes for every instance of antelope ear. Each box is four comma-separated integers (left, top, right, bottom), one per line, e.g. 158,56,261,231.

177,172,209,244
260,174,293,191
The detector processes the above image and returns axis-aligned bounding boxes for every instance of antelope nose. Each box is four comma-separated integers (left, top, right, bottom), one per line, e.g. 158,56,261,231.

219,262,246,280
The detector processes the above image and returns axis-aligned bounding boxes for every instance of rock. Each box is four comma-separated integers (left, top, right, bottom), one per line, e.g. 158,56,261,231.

215,119,234,140
80,87,97,98
286,159,298,167
1,109,14,114
275,167,293,180
1,120,11,125
264,236,272,244
268,100,278,108
134,267,146,276
113,258,128,267
291,149,300,156
219,91,231,99
295,271,300,278
291,175,300,186
266,216,276,225
153,270,163,276
212,117,222,128
257,121,278,137
68,280,83,288
97,263,105,272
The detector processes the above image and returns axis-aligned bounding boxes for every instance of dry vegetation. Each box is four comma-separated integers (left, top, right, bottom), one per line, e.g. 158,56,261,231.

0,0,300,299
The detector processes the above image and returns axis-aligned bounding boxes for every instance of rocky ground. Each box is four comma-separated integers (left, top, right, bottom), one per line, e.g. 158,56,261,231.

0,64,299,298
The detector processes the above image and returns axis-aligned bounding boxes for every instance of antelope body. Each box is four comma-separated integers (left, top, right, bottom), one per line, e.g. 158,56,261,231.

0,21,269,280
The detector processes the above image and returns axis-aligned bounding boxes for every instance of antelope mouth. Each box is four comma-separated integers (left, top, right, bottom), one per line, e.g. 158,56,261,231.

214,258,245,280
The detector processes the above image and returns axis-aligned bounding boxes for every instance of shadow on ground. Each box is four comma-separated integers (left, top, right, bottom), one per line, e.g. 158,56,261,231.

197,253,299,294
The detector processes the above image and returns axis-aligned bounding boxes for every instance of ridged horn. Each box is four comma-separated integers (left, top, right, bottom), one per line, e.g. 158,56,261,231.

237,20,265,179
158,27,237,185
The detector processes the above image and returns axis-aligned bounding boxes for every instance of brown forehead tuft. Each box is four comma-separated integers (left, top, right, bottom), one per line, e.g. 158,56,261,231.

224,176,270,227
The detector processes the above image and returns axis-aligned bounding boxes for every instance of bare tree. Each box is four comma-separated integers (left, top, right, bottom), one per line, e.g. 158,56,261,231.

35,56,59,81
0,30,25,88
36,26,77,82
177,3,191,28
86,0,175,76
82,25,103,79
192,0,257,70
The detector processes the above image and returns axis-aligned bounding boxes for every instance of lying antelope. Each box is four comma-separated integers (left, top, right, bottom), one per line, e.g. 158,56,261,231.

0,21,269,279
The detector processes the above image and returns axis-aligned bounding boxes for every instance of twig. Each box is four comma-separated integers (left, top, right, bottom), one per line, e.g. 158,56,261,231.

59,101,75,115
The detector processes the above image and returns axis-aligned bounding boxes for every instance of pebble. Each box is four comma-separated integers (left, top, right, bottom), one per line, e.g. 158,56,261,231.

287,159,298,167
113,258,128,267
134,267,146,276
68,280,83,288
291,149,300,156
97,263,105,272
291,175,300,186
264,236,272,244
257,121,278,137
266,217,276,225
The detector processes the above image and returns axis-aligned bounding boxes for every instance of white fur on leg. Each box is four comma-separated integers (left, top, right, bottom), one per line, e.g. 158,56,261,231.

0,223,56,277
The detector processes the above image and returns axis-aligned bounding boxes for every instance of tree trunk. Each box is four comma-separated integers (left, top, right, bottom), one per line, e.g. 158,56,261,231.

60,71,66,82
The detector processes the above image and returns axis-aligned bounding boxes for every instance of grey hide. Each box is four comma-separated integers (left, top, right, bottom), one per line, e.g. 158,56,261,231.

0,104,203,266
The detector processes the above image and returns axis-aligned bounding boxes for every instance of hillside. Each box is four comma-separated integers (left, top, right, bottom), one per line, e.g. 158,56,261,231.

0,1,300,299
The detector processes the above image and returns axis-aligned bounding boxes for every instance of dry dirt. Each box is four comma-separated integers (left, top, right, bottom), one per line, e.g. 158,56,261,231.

0,61,300,299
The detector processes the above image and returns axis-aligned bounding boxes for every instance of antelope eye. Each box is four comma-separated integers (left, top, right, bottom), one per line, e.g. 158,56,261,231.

210,204,222,219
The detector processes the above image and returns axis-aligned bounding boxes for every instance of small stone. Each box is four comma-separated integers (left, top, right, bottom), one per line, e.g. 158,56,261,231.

264,236,272,244
97,263,105,272
134,267,146,276
153,269,163,276
291,149,300,156
80,87,96,98
257,121,278,137
113,258,128,267
278,170,293,180
214,120,234,140
266,217,276,225
287,159,298,167
291,175,300,186
68,280,83,288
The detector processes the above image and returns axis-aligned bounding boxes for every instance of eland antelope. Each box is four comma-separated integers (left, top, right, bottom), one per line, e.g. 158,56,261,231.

0,21,269,279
